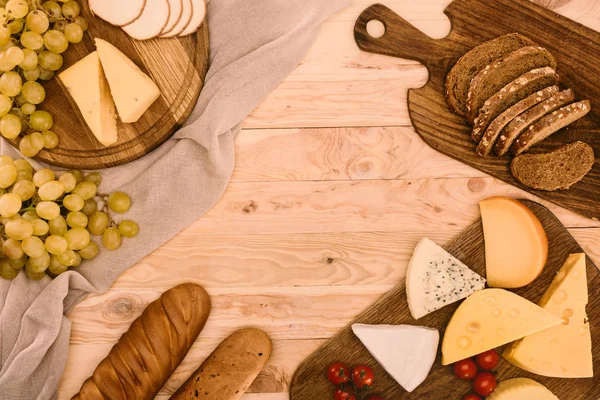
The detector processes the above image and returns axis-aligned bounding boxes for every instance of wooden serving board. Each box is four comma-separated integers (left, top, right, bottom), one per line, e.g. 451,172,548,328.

290,200,600,399
6,1,209,169
353,0,600,220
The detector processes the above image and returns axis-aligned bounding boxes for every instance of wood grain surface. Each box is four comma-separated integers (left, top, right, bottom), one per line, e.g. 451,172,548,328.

290,200,600,399
354,0,600,220
5,1,209,169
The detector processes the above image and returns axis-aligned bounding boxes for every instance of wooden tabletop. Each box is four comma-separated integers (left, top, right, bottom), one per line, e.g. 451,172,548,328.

58,1,600,399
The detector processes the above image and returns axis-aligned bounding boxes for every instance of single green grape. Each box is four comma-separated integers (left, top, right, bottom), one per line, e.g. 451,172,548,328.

0,258,19,279
0,53,15,73
41,1,61,22
29,110,53,131
21,211,39,220
0,214,20,224
61,1,79,18
63,193,83,211
5,218,33,240
102,227,122,250
0,71,22,96
30,218,49,236
57,249,76,266
64,227,90,250
59,172,77,192
71,251,81,267
27,250,50,272
72,181,96,200
2,238,23,259
64,23,83,43
43,30,68,53
42,130,59,149
15,170,33,182
23,67,41,81
1,114,21,139
81,198,98,216
29,131,45,152
38,67,54,81
20,136,39,158
48,215,67,236
22,236,45,257
11,179,35,200
45,235,68,255
0,93,11,116
14,159,32,172
118,220,139,238
0,154,14,166
9,255,27,270
25,262,46,280
84,172,102,187
68,170,84,184
8,19,24,34
73,16,88,31
19,48,38,70
107,192,131,213
25,9,49,33
21,103,36,115
36,201,60,220
48,254,67,274
0,164,16,188
6,0,28,19
38,51,62,71
0,192,21,217
22,81,45,104
79,241,99,260
52,19,67,33
21,31,44,50
5,46,24,65
66,211,87,228
88,212,108,235
0,25,10,46
33,168,55,186
38,180,64,201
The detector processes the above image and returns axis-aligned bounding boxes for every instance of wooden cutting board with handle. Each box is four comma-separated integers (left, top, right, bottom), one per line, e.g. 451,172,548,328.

5,1,209,170
290,199,600,399
353,0,600,220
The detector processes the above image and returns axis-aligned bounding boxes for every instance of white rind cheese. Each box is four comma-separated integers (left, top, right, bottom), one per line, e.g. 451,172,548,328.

487,378,559,400
406,237,485,320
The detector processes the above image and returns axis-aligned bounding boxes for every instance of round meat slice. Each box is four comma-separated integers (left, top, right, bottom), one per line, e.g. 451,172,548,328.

89,0,146,26
179,0,206,37
122,0,170,41
161,0,183,35
162,0,192,37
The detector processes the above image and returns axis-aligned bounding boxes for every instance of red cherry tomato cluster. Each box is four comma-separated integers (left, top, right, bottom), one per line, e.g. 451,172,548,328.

327,363,384,400
452,349,500,399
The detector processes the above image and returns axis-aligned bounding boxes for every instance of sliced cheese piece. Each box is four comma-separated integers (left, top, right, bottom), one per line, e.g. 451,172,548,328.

95,39,161,123
406,237,485,320
503,253,592,377
441,288,562,365
58,52,118,147
162,0,192,37
352,324,438,392
487,378,558,400
179,0,206,37
89,0,146,27
480,197,548,288
122,0,170,41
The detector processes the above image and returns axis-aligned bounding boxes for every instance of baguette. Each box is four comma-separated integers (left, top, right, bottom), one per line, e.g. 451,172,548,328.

170,328,272,400
72,283,211,400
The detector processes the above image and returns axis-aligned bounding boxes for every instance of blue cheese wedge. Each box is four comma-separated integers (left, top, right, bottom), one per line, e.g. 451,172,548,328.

406,238,485,319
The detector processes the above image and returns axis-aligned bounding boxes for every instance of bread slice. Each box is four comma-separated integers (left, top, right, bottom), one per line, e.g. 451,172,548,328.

475,86,559,156
512,100,591,155
466,46,557,123
445,33,534,116
511,141,595,191
472,67,559,143
494,89,575,156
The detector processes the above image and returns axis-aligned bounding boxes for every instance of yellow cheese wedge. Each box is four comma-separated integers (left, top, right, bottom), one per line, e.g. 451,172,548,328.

95,38,161,123
441,288,562,365
487,378,558,400
503,253,592,377
58,52,118,147
480,197,548,288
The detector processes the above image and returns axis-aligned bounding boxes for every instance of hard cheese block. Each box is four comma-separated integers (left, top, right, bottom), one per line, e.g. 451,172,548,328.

352,324,438,392
480,197,548,288
503,253,592,377
487,378,559,400
441,289,562,365
95,38,161,123
406,237,485,319
58,51,118,147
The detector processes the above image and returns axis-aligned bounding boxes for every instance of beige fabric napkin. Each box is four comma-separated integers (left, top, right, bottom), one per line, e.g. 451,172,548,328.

0,0,350,398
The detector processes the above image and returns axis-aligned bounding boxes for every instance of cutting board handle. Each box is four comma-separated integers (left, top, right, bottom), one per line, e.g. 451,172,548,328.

354,3,446,69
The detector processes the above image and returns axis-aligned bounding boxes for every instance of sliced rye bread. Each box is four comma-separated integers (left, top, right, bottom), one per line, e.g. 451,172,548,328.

465,46,557,123
475,86,559,156
512,100,591,155
445,33,535,116
511,141,595,191
471,67,559,143
494,88,575,156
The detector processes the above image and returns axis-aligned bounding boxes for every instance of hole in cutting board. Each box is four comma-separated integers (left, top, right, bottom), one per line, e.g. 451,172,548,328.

367,20,386,38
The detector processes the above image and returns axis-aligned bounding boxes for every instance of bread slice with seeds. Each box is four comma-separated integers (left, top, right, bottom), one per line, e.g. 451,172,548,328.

511,141,595,191
475,86,559,156
471,67,559,143
465,46,557,123
512,100,591,155
494,89,575,156
445,33,535,116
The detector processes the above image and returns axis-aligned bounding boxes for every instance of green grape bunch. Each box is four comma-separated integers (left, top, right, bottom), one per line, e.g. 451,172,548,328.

0,0,88,158
0,155,139,281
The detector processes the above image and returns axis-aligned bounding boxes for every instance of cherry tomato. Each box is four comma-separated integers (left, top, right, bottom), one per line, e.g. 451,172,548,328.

352,365,374,389
475,349,500,371
453,358,478,380
334,388,356,400
472,372,497,396
462,394,482,400
327,362,351,385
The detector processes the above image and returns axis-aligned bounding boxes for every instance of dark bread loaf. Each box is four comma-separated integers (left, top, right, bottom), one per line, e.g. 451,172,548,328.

472,68,559,144
445,33,534,116
512,100,591,155
72,283,211,400
475,86,558,155
465,46,557,123
494,89,575,156
511,141,595,191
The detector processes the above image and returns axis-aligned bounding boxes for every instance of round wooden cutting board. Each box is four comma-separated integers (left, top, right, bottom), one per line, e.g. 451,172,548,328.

6,1,209,169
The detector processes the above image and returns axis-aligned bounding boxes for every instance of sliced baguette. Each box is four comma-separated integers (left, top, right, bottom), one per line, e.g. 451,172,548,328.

465,46,557,123
512,100,591,155
179,0,205,37
475,86,559,156
494,89,575,156
511,141,595,191
89,0,146,27
122,0,171,41
445,33,534,116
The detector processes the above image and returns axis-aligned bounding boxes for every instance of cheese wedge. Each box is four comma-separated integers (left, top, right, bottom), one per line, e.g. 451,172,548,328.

95,39,161,123
58,52,118,147
352,324,438,392
503,253,592,377
487,378,558,400
406,237,485,320
441,288,562,365
480,197,548,288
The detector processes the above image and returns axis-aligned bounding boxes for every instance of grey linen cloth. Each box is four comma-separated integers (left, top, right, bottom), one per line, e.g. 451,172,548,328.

0,0,350,398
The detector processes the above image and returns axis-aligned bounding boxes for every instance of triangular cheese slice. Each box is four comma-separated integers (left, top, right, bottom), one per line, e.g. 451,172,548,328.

352,324,438,392
58,52,118,147
406,238,485,319
441,289,562,365
487,378,558,400
95,38,161,123
503,253,592,377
